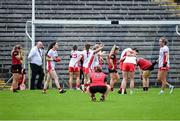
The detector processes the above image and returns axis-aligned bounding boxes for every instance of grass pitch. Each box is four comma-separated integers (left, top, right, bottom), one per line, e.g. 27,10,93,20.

0,88,180,120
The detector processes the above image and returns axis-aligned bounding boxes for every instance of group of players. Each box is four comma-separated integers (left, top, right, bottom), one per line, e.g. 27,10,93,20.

10,37,174,101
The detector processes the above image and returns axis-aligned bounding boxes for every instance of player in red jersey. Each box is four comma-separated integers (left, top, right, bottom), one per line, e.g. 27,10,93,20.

68,45,82,90
11,45,23,92
107,45,119,91
86,66,111,101
137,58,158,91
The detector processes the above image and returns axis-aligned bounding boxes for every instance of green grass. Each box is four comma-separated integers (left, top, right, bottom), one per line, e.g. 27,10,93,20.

0,88,180,120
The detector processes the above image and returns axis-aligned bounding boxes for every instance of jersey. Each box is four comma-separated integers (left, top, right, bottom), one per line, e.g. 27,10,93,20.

108,54,117,70
119,48,132,70
89,72,106,86
47,49,58,70
81,49,94,68
137,58,152,70
120,48,132,61
69,50,81,67
124,56,137,65
90,53,99,70
12,50,22,65
158,45,170,68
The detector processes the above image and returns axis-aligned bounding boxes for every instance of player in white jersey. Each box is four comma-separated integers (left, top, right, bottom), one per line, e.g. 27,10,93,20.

157,37,174,94
118,48,132,94
90,43,104,71
80,43,104,91
43,42,66,94
68,45,82,90
120,48,139,94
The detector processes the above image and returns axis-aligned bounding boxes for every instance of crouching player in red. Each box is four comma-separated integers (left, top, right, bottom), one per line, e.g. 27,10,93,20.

137,58,158,91
86,66,111,102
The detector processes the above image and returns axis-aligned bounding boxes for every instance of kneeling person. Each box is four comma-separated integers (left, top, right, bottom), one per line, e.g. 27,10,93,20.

86,66,111,102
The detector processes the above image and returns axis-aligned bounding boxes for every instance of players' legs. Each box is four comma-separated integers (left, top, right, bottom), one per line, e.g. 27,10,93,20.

142,71,150,91
49,70,61,89
86,86,96,101
12,73,19,92
129,71,135,94
103,85,111,98
121,71,128,94
75,71,80,89
68,72,73,89
110,72,119,91
43,73,50,92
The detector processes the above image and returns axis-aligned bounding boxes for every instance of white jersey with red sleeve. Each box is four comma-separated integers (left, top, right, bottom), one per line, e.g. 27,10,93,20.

69,50,81,67
90,53,99,70
81,49,94,68
124,56,137,65
46,49,58,71
120,48,132,60
158,45,170,68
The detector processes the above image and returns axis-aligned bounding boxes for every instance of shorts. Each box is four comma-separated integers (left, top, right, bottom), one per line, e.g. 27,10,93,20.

108,69,117,73
83,67,90,74
122,63,135,72
11,64,22,73
142,70,151,78
159,66,170,71
89,86,107,94
69,67,80,72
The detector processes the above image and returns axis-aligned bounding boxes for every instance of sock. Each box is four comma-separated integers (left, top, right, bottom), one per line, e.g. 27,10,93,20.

121,89,125,94
160,90,164,93
143,87,146,91
76,84,80,88
146,87,149,91
169,85,173,88
111,87,114,91
84,84,90,87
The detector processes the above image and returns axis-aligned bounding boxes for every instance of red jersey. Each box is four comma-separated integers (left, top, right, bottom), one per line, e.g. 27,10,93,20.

89,72,107,86
108,54,117,70
12,51,22,65
137,58,152,70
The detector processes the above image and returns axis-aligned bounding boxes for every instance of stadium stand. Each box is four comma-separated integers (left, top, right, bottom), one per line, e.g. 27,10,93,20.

0,0,180,87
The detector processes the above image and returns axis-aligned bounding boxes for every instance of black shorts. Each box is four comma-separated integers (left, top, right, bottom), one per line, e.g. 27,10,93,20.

11,64,22,73
145,65,155,71
108,69,117,73
89,86,107,94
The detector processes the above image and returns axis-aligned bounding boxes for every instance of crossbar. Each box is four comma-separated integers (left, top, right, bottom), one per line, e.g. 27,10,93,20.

33,20,180,25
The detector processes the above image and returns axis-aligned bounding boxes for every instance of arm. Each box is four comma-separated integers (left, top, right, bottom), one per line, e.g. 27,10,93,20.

28,48,36,60
109,45,116,56
73,55,83,67
163,52,169,67
93,44,104,54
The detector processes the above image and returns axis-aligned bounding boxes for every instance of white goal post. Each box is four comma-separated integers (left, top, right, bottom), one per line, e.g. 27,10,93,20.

25,0,180,89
